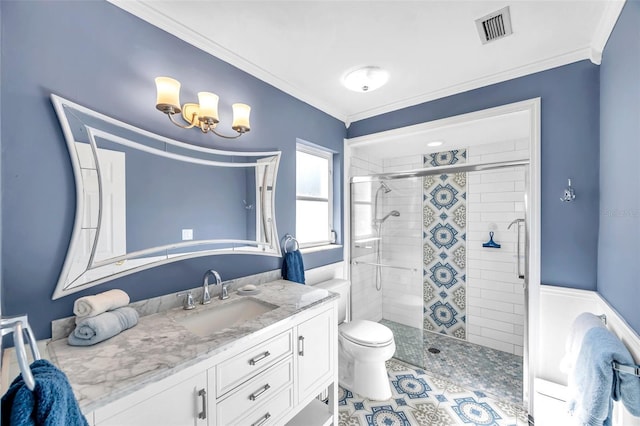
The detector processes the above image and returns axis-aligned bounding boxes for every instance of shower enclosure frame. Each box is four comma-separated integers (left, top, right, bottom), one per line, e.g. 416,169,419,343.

344,98,541,419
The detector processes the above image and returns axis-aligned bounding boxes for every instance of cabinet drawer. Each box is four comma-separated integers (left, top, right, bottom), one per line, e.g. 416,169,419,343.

216,330,292,395
217,357,293,425
235,385,294,426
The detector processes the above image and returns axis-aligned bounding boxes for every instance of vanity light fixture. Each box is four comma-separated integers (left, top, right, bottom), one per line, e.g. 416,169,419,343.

342,66,389,93
427,141,444,147
155,77,251,139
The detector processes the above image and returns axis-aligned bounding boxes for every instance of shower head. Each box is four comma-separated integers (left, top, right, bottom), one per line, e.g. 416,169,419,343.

379,181,392,193
380,210,401,223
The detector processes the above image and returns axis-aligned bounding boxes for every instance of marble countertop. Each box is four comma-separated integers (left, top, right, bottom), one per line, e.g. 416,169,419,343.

47,280,337,414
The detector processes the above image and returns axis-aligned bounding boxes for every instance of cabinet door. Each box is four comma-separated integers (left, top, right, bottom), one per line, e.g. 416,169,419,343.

297,309,334,402
96,373,208,426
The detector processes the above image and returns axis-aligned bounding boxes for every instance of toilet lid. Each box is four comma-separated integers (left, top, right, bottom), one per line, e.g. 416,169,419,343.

340,320,394,347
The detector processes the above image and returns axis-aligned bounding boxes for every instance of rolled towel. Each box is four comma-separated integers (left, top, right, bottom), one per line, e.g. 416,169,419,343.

73,289,130,318
68,307,139,346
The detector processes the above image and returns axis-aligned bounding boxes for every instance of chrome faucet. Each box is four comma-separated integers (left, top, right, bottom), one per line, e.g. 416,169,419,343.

203,270,228,301
202,270,217,304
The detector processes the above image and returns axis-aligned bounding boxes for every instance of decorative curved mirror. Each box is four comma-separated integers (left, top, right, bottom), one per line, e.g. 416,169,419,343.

51,95,281,299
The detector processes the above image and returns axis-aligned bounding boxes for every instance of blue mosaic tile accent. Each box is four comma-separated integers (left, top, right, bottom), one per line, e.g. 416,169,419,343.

430,223,459,249
429,301,459,328
436,394,448,402
430,184,459,210
429,262,458,288
423,150,467,337
365,405,411,426
339,387,354,405
394,398,408,406
451,397,502,425
391,374,432,399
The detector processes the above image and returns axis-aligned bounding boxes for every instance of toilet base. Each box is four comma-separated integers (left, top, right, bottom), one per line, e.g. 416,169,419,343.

340,359,392,401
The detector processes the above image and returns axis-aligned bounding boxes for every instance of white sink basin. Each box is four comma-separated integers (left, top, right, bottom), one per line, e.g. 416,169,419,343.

176,298,278,337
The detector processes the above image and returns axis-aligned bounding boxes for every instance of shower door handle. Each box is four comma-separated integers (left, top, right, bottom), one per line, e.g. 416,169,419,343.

508,219,525,280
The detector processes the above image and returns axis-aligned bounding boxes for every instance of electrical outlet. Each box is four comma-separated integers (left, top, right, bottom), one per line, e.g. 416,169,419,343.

182,229,193,241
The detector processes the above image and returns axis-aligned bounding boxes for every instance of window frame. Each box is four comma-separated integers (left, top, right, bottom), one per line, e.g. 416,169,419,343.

295,143,334,248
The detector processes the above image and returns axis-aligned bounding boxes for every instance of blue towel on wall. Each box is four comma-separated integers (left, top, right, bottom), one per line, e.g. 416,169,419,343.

282,250,305,284
568,326,640,425
68,306,138,346
1,359,88,426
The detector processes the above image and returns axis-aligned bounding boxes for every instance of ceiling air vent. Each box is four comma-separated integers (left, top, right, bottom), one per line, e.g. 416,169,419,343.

475,6,513,44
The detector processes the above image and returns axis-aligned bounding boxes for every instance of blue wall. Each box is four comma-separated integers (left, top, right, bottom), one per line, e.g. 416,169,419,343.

349,61,601,291
598,1,640,333
0,0,345,339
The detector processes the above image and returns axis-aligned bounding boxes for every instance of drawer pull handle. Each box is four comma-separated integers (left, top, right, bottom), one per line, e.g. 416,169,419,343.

197,388,207,420
249,383,271,401
298,335,305,356
249,351,271,366
252,412,271,426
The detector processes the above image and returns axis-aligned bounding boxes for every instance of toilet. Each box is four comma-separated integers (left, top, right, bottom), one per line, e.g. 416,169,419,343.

315,279,396,400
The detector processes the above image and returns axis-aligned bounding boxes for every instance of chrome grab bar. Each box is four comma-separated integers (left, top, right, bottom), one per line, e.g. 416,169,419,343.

1,315,41,391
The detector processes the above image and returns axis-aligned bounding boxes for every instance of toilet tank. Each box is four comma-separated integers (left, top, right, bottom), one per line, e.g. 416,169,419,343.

314,279,350,324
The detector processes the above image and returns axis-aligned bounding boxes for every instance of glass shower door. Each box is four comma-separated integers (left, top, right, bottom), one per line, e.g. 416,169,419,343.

350,178,424,367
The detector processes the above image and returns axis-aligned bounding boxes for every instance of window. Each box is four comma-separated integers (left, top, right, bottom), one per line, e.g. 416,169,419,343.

296,143,334,247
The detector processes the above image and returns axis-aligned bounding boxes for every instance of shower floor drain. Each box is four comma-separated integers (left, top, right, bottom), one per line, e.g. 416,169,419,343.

427,347,441,354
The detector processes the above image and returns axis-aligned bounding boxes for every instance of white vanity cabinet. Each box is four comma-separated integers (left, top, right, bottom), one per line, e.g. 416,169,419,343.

93,370,208,426
88,301,337,426
296,308,334,404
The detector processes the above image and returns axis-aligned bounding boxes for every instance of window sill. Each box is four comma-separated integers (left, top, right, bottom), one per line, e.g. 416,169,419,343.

300,244,343,254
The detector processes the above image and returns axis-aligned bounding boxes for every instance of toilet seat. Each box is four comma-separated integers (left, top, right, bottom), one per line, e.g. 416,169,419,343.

340,320,394,348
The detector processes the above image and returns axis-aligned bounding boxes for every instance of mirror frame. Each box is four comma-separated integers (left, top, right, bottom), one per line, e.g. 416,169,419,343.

51,94,281,300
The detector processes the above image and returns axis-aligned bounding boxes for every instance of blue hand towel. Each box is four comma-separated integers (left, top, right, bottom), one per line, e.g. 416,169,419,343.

282,250,305,284
1,359,88,426
568,326,640,425
68,306,138,346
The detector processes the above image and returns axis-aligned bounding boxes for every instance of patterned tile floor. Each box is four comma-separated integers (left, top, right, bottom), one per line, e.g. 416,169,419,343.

338,358,529,426
381,320,523,406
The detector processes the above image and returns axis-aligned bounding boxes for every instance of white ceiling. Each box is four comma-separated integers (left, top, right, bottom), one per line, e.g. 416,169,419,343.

111,0,622,125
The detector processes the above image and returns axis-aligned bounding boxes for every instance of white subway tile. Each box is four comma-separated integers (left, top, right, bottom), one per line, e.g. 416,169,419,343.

474,202,516,212
468,334,514,353
473,316,515,333
480,192,525,203
480,171,523,184
471,141,516,155
480,308,524,325
482,327,523,345
469,298,514,313
481,288,524,304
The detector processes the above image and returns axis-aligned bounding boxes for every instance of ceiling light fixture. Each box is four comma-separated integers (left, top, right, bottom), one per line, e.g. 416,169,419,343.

427,141,444,147
155,77,251,139
342,66,389,93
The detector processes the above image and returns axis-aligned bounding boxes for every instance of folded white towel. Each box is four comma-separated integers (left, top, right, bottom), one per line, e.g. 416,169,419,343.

73,289,130,319
560,312,607,373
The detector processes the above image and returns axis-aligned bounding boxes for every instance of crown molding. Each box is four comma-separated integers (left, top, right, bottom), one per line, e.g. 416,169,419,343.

345,47,593,124
107,0,348,123
589,0,625,65
109,1,618,127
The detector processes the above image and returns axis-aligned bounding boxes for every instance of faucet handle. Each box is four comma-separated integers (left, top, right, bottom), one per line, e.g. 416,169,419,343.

177,291,196,310
220,281,230,300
